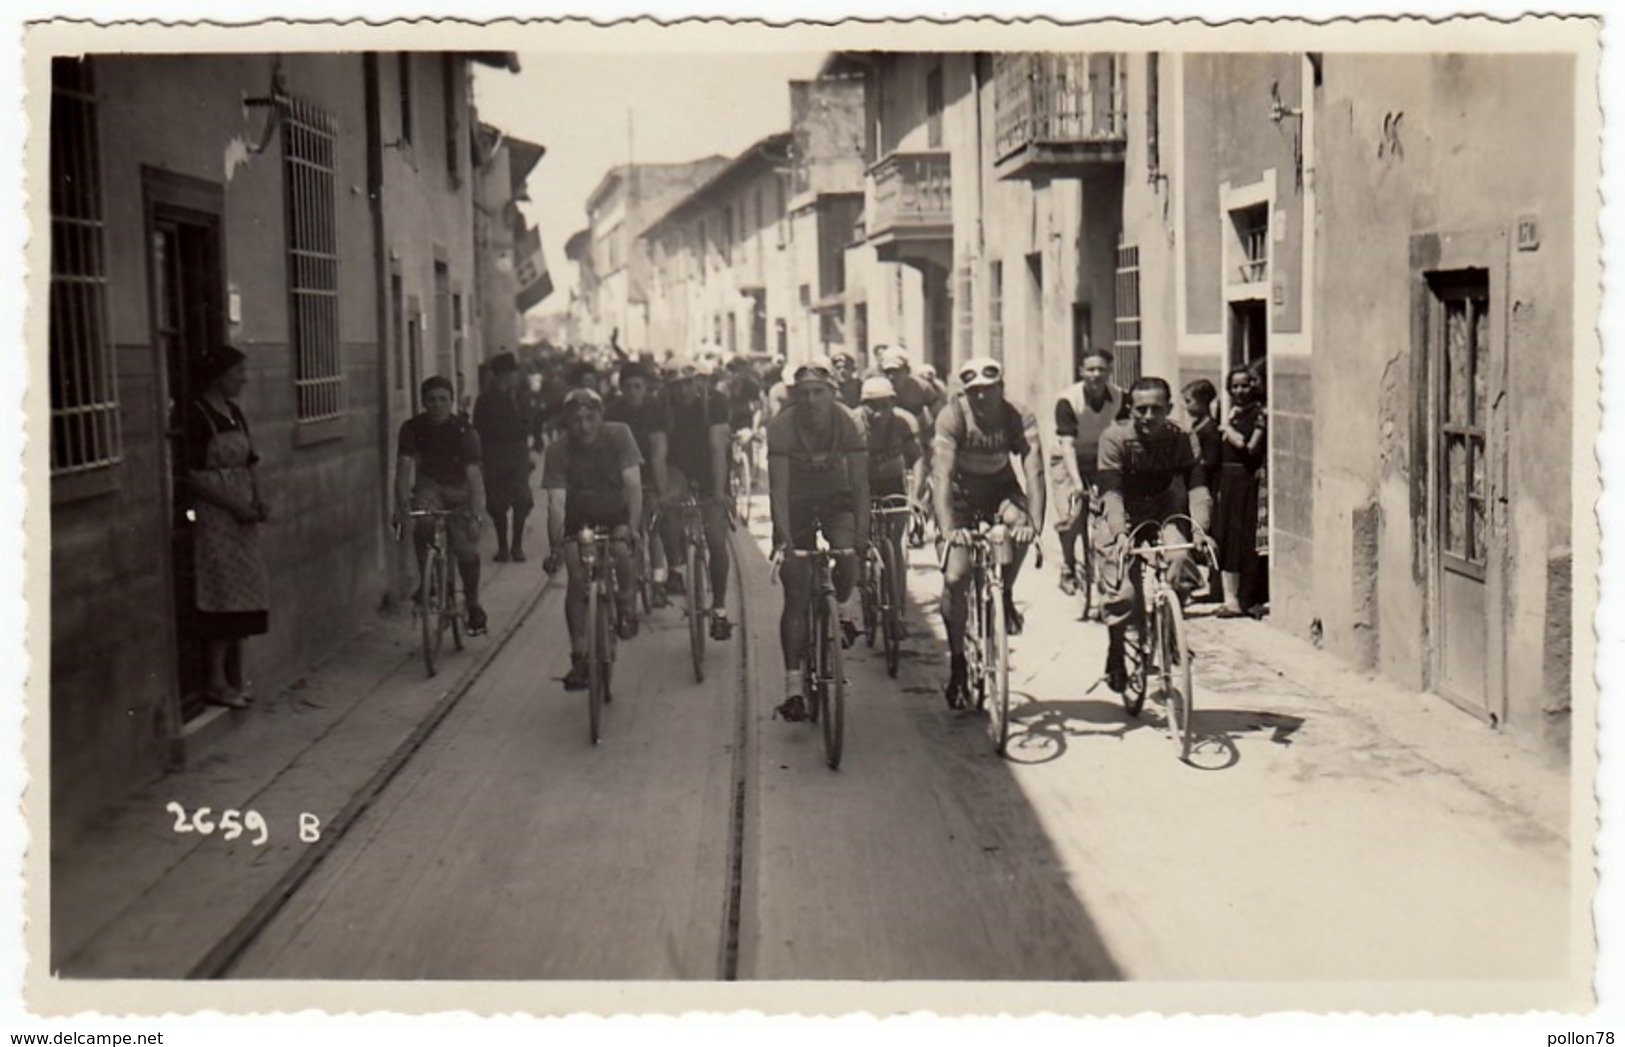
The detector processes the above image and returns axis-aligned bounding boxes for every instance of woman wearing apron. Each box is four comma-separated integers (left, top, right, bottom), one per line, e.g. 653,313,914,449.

183,346,270,709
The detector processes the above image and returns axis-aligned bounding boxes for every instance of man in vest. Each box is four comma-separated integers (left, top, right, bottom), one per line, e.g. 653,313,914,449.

1052,348,1130,600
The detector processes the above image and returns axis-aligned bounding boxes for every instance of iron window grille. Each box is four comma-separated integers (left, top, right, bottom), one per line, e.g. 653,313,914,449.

283,92,343,422
50,57,122,476
1113,239,1143,387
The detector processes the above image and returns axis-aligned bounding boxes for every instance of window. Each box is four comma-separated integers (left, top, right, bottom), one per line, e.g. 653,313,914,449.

285,93,343,422
988,260,1004,359
398,53,413,146
927,66,945,149
442,54,460,182
1232,203,1269,284
776,175,787,248
1113,238,1143,387
1435,278,1491,571
50,56,121,475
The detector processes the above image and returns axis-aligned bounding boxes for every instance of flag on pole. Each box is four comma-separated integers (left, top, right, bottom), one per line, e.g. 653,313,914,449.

515,223,553,312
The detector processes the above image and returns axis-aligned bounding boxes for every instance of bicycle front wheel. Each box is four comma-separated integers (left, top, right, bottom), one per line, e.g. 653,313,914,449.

587,579,605,745
988,576,1011,756
1159,596,1195,761
687,541,707,682
448,559,464,652
821,592,845,770
422,549,445,677
880,538,902,678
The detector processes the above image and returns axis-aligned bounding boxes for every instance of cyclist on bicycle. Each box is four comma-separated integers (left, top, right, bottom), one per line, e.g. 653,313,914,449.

857,375,923,625
606,362,672,607
768,357,870,722
934,356,1046,707
1052,347,1130,597
395,375,489,636
539,387,645,691
876,347,942,538
1096,376,1213,694
831,350,863,410
722,357,763,501
657,358,736,639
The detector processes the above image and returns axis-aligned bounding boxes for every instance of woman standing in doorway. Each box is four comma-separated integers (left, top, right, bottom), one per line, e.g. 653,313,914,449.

182,345,270,709
1214,365,1267,618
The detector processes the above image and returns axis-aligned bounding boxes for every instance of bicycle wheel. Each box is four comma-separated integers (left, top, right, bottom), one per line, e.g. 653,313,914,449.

880,538,901,678
637,532,653,617
421,549,444,677
586,578,604,745
821,592,845,770
964,569,987,712
807,604,824,726
988,575,1011,756
1159,596,1195,761
860,554,879,648
687,540,706,683
448,559,464,652
1121,614,1149,717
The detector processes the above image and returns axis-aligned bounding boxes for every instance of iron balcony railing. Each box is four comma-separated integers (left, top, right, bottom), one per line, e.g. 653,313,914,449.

869,151,952,237
993,53,1128,160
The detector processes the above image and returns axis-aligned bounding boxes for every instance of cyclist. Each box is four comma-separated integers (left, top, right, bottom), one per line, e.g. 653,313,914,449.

539,387,645,691
831,350,863,410
658,358,736,639
722,357,763,504
767,357,871,722
1096,376,1213,694
856,375,924,626
1052,347,1129,597
933,356,1046,707
876,347,942,536
395,375,489,636
605,362,672,607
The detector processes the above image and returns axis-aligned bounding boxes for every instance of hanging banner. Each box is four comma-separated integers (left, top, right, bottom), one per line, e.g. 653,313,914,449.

515,223,553,312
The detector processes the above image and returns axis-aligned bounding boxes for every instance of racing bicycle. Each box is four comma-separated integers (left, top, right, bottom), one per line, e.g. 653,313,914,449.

396,508,468,678
772,542,849,770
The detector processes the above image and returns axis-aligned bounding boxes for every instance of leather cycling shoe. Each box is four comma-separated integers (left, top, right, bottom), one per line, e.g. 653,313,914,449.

774,694,808,722
465,606,489,636
562,657,589,692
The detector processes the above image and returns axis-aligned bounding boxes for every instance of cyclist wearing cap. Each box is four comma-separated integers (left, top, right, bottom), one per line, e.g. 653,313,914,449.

934,356,1046,707
877,347,944,523
540,386,645,692
767,356,871,722
657,358,736,638
395,375,490,636
606,362,673,607
856,376,924,502
1097,376,1212,693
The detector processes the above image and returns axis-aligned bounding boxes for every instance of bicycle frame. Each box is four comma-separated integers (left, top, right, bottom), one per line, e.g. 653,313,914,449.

400,508,467,676
576,525,620,745
772,542,850,770
1112,514,1210,761
949,520,1014,756
864,494,913,674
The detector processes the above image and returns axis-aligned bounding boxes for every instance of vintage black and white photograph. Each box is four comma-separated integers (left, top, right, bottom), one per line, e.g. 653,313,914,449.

20,12,1602,1018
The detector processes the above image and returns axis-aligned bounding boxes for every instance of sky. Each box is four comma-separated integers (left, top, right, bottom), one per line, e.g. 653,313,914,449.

473,51,829,318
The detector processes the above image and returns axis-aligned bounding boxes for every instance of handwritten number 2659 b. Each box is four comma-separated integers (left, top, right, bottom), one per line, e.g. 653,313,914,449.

165,802,270,846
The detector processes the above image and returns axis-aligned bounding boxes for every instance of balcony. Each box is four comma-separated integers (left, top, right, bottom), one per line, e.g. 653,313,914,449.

866,151,952,268
993,53,1128,181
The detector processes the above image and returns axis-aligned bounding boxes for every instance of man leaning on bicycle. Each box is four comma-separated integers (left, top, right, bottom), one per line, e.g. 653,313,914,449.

1096,376,1214,695
767,356,870,723
395,375,489,636
934,356,1046,709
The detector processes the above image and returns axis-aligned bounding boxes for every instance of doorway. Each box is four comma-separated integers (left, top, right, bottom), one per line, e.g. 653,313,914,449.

1426,271,1502,722
1229,298,1267,373
1227,296,1270,612
146,173,226,725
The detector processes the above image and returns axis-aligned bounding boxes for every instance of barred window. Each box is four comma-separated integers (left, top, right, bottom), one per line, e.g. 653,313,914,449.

50,57,121,476
1113,238,1143,387
283,94,343,422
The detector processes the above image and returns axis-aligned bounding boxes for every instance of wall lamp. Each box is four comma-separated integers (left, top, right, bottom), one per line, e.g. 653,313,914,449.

1270,80,1302,124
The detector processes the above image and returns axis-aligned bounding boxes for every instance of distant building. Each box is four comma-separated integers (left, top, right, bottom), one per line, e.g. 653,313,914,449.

571,158,730,354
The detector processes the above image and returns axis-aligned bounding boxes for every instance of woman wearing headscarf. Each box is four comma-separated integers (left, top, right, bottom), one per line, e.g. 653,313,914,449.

180,345,270,709
474,352,537,562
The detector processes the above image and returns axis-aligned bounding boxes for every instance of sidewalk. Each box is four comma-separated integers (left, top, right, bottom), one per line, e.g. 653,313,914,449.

50,527,558,978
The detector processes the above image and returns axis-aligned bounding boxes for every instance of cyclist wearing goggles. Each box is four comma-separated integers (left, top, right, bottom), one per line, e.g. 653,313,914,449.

934,356,1046,707
1096,376,1213,693
396,375,489,636
540,387,646,691
767,357,871,722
